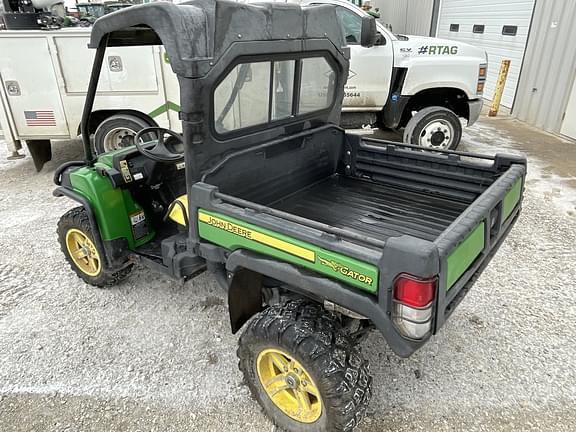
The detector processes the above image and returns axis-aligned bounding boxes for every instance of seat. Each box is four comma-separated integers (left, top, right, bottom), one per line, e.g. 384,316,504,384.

167,195,188,226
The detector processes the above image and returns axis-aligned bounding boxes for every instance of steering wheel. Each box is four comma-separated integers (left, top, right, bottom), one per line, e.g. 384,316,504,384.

134,127,184,163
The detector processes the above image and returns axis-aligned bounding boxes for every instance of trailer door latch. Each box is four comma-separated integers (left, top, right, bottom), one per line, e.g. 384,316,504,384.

108,56,123,72
6,81,20,96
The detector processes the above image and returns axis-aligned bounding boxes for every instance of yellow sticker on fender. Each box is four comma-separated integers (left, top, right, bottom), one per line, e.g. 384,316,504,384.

198,212,315,262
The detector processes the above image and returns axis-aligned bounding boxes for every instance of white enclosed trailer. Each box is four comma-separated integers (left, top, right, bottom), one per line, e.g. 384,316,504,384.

0,27,181,169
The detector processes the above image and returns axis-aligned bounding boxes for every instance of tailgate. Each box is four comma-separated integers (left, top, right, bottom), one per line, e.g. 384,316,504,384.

433,160,526,330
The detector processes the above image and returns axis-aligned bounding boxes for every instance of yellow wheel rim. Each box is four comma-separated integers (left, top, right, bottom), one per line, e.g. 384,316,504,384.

256,348,322,423
65,228,102,277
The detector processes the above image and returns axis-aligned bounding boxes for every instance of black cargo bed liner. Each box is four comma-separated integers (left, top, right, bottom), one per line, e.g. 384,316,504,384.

270,175,471,242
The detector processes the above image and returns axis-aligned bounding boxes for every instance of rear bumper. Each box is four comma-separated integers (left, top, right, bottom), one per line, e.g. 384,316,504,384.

467,98,483,126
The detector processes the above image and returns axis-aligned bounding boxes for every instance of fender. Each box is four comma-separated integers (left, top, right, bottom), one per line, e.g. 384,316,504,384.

53,185,132,270
53,186,111,267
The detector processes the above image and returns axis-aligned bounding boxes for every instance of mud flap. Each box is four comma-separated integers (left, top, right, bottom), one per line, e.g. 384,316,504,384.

228,269,263,333
26,139,52,172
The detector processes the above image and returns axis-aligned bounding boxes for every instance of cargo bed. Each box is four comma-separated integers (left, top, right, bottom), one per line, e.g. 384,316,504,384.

270,175,470,243
199,130,524,255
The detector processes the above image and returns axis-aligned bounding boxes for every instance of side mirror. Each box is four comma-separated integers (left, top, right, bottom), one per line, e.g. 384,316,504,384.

360,15,378,48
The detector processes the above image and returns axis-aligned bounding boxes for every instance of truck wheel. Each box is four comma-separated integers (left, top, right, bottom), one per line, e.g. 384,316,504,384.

238,299,372,432
93,114,153,154
403,106,462,150
57,207,132,287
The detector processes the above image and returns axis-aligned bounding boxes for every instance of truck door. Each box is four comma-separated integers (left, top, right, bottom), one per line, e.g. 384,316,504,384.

0,36,69,137
333,4,393,111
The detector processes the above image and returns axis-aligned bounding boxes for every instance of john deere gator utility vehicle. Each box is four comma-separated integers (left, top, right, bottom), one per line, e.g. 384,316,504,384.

53,1,526,430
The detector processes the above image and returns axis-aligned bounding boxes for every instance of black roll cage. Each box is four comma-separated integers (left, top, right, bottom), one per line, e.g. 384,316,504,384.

81,35,108,166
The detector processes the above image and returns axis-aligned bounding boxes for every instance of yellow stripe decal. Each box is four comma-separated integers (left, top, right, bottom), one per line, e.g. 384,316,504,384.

198,211,316,262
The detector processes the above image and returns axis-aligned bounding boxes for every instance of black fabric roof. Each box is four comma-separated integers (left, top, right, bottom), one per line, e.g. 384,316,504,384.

89,0,346,77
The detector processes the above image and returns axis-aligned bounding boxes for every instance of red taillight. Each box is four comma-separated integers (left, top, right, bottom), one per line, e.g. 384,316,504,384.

393,274,436,308
392,274,437,340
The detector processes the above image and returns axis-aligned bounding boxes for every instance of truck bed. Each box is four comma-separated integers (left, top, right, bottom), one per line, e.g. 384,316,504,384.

271,175,469,242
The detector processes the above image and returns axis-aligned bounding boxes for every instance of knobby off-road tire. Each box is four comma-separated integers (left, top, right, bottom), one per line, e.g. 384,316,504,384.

57,207,132,287
238,299,372,432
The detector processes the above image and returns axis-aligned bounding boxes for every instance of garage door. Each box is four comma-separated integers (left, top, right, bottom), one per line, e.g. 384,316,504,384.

436,0,535,108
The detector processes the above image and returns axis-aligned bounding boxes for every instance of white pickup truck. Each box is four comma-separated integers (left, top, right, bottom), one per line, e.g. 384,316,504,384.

315,0,487,149
0,0,486,170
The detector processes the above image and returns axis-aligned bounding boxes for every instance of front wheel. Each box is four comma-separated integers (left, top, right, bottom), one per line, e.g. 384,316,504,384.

403,106,462,150
57,207,132,287
238,299,372,432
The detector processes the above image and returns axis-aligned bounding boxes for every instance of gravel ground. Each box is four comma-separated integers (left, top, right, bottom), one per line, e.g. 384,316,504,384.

1,118,575,431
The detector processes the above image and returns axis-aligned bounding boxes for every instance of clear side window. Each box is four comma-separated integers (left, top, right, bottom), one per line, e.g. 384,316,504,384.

213,57,336,134
298,57,335,114
271,60,295,121
335,6,362,45
214,62,271,134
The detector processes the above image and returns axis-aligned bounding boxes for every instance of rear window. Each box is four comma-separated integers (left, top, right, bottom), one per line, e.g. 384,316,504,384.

213,56,336,134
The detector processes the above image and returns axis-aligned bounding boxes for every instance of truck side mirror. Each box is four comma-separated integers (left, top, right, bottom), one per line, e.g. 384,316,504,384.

360,15,377,48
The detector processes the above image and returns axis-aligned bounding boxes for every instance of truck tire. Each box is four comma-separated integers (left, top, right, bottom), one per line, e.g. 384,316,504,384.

403,106,462,150
93,114,153,154
57,207,132,287
238,299,372,432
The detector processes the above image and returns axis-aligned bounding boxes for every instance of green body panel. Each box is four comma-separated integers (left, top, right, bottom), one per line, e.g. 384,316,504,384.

198,209,379,293
69,166,155,248
502,178,522,221
445,222,485,290
95,146,132,168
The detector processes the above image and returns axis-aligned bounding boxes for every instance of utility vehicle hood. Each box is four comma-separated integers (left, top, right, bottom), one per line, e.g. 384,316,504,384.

392,35,486,68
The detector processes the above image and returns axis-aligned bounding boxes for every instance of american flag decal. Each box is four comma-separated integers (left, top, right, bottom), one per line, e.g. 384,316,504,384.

24,110,56,127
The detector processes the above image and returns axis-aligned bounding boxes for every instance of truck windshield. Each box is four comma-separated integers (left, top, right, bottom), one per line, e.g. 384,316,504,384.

78,5,106,18
214,57,336,134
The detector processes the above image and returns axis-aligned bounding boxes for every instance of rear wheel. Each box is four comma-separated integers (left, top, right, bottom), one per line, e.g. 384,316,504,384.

403,106,462,150
57,207,132,287
238,299,372,432
93,114,153,154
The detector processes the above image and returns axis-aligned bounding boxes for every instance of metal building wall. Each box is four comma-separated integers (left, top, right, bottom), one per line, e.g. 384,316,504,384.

372,0,435,36
513,0,576,133
435,0,535,108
